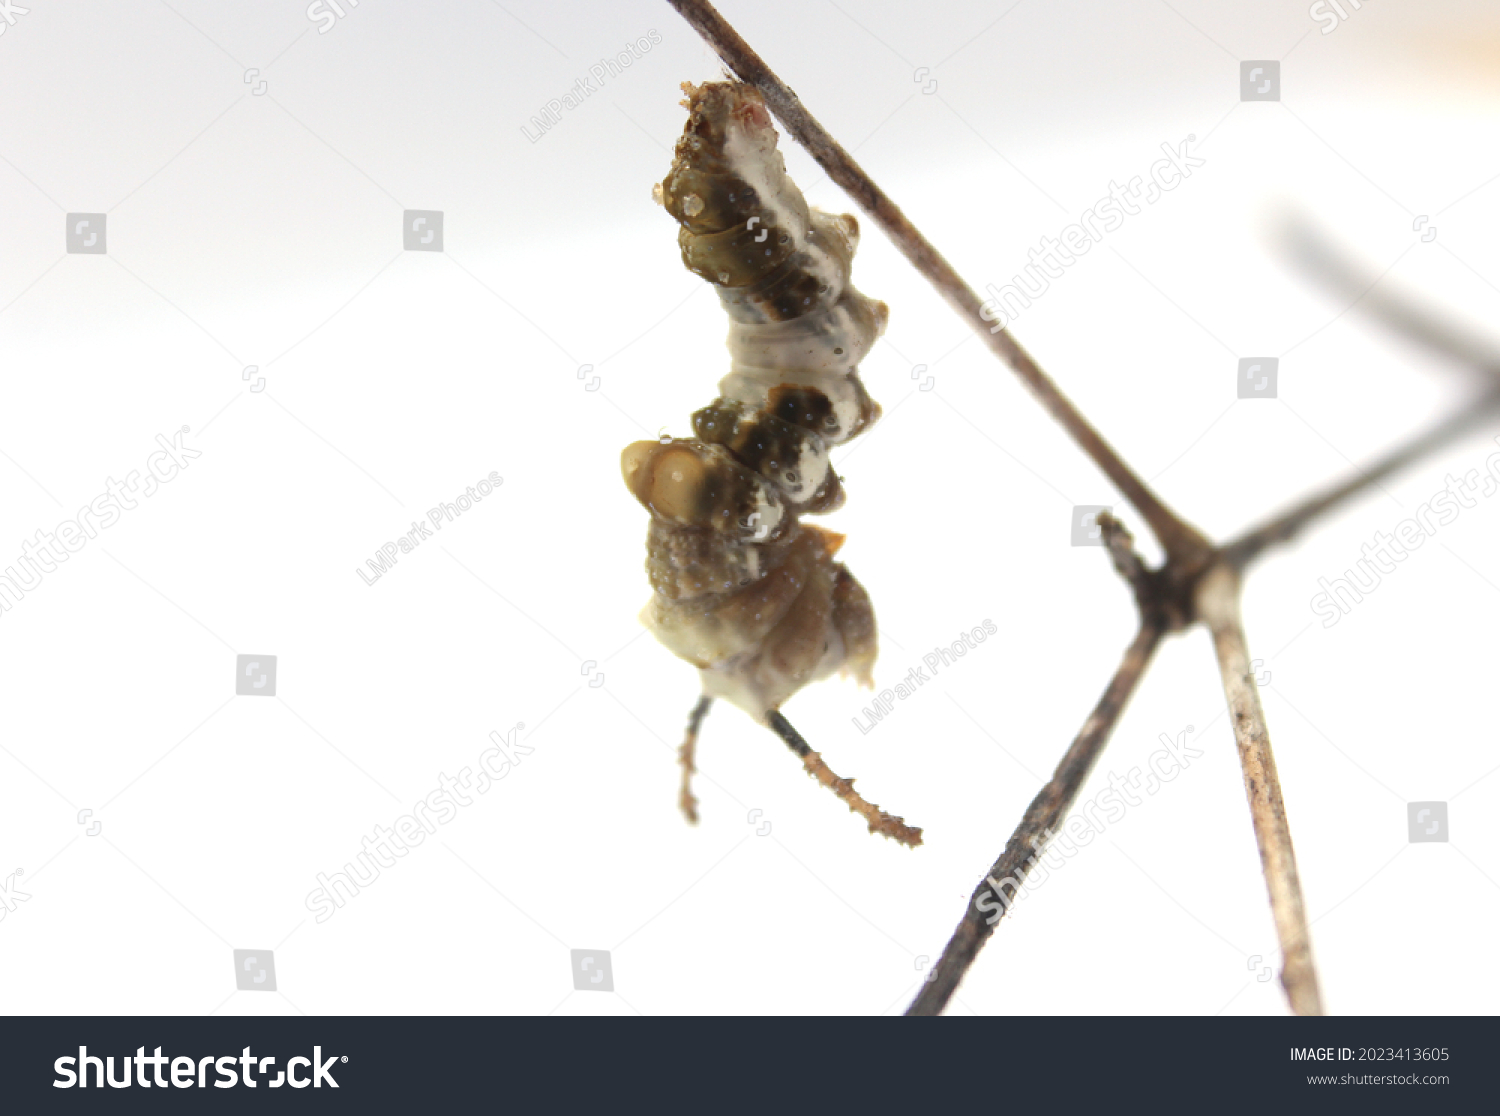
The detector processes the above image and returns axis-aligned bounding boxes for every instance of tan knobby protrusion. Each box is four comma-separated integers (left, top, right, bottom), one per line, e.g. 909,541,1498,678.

801,749,922,848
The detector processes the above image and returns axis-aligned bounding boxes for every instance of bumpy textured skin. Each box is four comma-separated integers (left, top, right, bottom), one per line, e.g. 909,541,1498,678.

622,81,887,722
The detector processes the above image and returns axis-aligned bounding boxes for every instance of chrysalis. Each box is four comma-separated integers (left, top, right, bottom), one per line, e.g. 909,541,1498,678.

622,82,917,846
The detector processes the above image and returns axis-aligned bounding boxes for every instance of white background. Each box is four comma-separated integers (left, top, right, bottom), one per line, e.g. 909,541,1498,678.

2,0,1498,1016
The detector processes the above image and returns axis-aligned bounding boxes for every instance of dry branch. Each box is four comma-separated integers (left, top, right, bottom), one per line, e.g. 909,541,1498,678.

1279,218,1500,380
907,618,1164,1014
1224,390,1500,570
1195,565,1322,1015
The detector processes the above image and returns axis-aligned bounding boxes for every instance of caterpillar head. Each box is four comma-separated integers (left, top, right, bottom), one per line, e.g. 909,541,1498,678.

660,82,777,231
621,438,788,543
659,81,810,289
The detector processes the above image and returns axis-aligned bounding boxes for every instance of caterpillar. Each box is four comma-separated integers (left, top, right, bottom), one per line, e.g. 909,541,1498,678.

620,81,920,847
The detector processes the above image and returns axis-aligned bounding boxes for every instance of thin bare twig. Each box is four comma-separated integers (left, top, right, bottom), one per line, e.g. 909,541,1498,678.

1279,217,1500,380
1228,218,1500,569
1195,564,1322,1015
678,695,713,824
907,619,1165,1014
1102,513,1155,601
766,710,923,847
1223,389,1500,570
665,0,1211,567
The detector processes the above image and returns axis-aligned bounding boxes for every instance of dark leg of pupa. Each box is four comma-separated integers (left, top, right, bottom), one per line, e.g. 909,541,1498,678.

766,710,922,848
678,695,714,824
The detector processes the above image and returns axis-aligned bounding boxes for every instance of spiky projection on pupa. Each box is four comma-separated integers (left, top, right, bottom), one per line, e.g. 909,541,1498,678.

622,81,888,723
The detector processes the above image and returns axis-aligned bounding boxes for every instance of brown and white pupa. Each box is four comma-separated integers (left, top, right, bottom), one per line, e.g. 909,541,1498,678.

622,80,886,722
621,82,918,846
